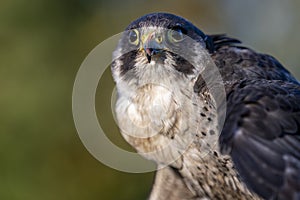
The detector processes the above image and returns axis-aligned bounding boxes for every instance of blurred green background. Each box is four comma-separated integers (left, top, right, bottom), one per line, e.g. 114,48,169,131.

1,0,299,199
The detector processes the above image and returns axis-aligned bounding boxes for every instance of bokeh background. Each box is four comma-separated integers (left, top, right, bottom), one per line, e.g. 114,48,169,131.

1,0,300,199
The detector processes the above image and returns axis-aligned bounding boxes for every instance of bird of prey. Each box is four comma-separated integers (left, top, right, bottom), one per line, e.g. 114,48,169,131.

111,13,300,200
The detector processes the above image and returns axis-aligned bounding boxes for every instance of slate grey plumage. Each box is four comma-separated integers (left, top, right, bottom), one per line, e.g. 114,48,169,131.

111,13,300,200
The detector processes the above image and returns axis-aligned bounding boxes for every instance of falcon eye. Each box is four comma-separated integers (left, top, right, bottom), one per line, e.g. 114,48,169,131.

128,29,139,45
168,28,185,43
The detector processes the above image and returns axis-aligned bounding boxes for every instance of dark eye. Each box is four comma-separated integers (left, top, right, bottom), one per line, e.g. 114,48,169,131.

128,29,139,45
168,28,185,42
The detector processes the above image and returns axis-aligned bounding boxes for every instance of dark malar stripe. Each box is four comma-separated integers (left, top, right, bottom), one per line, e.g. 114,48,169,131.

167,51,195,75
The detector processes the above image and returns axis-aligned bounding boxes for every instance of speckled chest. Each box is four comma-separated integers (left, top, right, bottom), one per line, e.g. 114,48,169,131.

115,75,221,169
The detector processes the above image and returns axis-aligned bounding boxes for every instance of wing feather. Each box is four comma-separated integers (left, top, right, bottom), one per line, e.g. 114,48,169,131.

220,79,300,199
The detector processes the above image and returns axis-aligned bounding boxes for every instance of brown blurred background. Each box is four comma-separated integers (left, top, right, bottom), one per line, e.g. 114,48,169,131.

1,0,299,199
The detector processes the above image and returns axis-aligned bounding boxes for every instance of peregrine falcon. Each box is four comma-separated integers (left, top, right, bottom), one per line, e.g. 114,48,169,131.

111,13,300,200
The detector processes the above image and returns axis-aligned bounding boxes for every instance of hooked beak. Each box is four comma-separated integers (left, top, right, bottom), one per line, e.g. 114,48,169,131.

142,32,163,63
144,48,161,63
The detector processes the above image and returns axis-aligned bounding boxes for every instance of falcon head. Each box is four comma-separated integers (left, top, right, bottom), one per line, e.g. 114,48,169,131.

111,13,213,92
